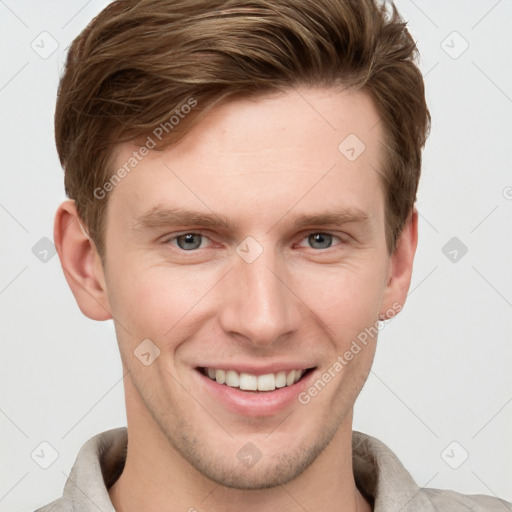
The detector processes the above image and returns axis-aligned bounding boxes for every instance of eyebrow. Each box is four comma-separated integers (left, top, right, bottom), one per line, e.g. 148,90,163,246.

291,209,370,229
133,207,234,231
132,206,370,232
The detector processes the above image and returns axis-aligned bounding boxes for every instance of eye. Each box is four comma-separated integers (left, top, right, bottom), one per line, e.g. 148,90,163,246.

299,232,343,250
169,233,206,251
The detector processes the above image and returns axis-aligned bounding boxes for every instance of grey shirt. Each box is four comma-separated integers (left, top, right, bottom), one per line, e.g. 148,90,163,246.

35,427,510,511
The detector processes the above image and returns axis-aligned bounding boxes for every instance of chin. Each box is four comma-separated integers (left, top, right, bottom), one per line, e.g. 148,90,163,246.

163,414,342,491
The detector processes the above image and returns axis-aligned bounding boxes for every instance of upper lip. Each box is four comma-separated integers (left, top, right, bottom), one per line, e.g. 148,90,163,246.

196,363,316,376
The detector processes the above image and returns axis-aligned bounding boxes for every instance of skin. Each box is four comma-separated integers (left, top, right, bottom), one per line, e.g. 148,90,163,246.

54,87,417,512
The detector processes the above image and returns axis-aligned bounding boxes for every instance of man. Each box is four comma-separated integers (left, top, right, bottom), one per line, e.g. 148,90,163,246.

36,0,510,510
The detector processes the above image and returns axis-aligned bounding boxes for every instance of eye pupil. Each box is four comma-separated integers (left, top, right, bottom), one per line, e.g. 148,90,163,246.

177,233,202,250
308,233,332,249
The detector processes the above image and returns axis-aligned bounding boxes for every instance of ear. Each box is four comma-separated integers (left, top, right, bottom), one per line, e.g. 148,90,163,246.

53,199,112,321
380,208,418,319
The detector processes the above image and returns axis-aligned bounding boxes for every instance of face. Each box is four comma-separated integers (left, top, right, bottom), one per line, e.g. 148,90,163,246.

80,88,411,489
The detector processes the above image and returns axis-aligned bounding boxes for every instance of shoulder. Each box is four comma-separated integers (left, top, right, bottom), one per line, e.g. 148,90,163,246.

352,431,511,512
423,487,511,511
34,499,72,512
32,427,127,512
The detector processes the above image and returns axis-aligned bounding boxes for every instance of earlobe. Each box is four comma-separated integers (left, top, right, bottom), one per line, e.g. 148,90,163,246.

53,199,112,321
380,208,418,319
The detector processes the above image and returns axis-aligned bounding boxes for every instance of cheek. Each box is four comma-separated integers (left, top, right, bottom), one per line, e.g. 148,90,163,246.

292,261,386,334
301,266,384,404
106,260,219,342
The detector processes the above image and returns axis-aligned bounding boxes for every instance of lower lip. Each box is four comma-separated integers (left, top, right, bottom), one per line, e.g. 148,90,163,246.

195,369,315,417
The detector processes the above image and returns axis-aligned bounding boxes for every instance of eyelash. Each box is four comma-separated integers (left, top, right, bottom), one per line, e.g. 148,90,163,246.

163,231,346,252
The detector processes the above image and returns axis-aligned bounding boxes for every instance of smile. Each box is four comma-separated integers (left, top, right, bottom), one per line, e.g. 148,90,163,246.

200,367,312,392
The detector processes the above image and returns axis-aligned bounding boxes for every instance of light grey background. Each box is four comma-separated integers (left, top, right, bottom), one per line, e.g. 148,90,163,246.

1,1,511,510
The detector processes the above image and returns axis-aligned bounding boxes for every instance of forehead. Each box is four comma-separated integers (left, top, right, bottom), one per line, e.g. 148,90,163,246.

107,87,385,233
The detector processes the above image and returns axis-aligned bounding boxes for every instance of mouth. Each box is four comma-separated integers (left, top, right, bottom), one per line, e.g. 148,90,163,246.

197,366,315,392
195,364,317,417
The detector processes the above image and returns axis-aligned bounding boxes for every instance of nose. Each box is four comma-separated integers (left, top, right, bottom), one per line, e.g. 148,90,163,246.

217,246,301,347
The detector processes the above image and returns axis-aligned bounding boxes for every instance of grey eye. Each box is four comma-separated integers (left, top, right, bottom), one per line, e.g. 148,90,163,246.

308,233,333,249
176,233,203,250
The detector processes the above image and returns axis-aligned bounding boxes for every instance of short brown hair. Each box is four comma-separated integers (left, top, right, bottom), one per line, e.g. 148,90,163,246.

55,0,430,259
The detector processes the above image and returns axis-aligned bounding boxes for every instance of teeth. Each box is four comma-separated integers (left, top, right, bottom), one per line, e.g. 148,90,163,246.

257,373,275,391
275,371,287,388
204,367,306,391
239,372,258,391
225,370,239,387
